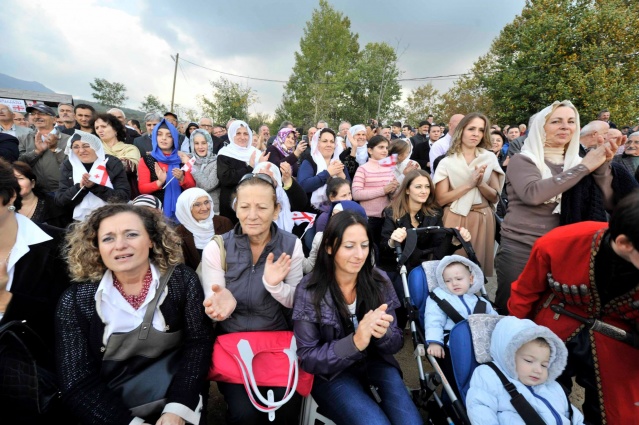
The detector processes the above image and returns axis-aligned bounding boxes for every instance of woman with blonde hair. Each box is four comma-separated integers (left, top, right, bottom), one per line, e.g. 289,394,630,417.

433,112,505,278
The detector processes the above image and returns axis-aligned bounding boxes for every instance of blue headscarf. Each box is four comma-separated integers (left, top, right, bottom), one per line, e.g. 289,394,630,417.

151,118,182,220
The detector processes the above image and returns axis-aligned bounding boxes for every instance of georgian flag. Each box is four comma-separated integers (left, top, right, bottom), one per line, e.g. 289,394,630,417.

181,156,196,173
89,158,111,186
379,153,398,167
292,211,316,227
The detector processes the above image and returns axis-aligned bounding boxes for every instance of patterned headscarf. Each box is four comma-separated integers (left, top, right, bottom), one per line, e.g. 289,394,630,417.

273,128,296,157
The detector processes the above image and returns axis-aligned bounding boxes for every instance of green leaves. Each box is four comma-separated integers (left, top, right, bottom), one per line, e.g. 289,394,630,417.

140,95,167,114
197,77,259,124
90,78,128,108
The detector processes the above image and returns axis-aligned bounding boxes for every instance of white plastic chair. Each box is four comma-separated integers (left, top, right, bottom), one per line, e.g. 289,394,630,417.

299,394,336,425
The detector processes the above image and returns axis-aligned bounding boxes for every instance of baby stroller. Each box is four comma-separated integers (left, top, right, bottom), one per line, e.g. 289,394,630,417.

394,226,492,425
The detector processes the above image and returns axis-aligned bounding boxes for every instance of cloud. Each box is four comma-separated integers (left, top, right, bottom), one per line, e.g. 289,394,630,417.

2,0,526,120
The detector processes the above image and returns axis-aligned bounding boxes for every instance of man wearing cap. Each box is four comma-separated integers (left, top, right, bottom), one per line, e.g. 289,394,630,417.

0,104,33,150
18,103,70,193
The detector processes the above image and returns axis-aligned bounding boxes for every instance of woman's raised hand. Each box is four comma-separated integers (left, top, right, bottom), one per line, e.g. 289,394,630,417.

581,144,609,172
155,163,167,184
203,284,237,321
177,151,190,164
471,165,487,186
327,160,344,177
263,252,291,287
280,162,293,188
353,304,394,351
81,172,95,188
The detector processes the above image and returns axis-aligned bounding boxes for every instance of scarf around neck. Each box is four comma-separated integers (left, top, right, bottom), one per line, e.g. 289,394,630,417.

151,119,182,220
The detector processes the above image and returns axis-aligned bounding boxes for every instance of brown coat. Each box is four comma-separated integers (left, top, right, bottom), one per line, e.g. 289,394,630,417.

176,215,234,271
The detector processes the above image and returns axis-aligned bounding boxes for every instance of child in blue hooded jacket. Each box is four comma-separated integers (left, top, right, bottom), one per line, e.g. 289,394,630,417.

466,316,584,425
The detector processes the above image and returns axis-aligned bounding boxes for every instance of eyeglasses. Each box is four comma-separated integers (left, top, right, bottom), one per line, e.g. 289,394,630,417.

238,173,276,188
200,124,213,129
192,199,212,209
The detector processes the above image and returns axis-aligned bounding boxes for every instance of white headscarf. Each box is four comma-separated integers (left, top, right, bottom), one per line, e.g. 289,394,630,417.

346,124,369,165
175,188,214,249
65,130,113,221
309,128,344,209
252,162,294,232
217,120,261,164
519,100,582,214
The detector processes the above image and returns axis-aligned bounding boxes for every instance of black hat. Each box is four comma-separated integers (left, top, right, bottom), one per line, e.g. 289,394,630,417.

26,103,56,117
164,111,178,120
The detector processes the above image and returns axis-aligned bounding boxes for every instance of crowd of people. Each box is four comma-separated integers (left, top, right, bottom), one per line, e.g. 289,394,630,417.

1,99,639,425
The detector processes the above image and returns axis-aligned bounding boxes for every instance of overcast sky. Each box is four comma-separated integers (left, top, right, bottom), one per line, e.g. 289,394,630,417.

2,0,526,119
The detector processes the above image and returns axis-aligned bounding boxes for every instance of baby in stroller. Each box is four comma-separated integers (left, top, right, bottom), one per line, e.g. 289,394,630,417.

466,316,584,424
425,254,497,359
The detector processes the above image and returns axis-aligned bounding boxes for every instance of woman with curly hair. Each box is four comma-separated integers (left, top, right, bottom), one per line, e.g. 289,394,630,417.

56,203,213,425
434,112,505,277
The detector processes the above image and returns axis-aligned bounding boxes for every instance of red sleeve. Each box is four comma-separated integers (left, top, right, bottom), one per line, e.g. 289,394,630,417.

137,158,162,194
180,170,196,189
508,240,551,319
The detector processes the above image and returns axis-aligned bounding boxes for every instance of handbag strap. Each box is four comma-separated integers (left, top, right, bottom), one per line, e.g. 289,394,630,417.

138,265,176,340
485,362,547,425
235,335,299,411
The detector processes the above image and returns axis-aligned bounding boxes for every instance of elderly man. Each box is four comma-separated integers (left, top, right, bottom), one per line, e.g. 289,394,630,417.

258,124,270,140
73,104,96,133
18,103,69,193
107,107,141,144
55,102,77,135
612,131,639,178
198,117,214,134
13,112,28,127
579,120,610,157
133,112,162,157
428,114,464,178
410,120,430,147
0,104,33,150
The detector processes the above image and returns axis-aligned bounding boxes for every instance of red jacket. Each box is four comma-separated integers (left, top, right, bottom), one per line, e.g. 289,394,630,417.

509,221,639,424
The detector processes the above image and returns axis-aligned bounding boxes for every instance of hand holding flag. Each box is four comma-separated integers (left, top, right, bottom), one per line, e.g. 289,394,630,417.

72,158,110,201
163,157,196,189
379,153,398,167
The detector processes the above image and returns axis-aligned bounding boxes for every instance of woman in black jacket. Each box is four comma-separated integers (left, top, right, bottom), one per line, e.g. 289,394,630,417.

379,169,470,328
54,130,130,222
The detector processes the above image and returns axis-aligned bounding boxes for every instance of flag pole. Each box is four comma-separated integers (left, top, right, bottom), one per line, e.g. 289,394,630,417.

70,186,84,201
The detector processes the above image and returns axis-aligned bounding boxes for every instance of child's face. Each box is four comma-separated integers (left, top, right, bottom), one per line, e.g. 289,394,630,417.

442,263,473,295
515,341,550,386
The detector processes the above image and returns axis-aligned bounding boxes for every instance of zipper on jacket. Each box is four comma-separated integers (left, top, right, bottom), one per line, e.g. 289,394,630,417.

459,296,472,315
526,386,563,425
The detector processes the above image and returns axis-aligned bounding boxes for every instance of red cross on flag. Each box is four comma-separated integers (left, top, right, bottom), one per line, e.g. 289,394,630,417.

89,158,111,186
292,211,316,227
378,153,398,167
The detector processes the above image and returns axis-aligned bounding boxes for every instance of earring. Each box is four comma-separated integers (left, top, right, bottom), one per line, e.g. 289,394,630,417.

8,205,16,212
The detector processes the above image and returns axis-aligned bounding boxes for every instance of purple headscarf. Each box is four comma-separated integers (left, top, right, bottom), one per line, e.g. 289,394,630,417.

273,128,295,157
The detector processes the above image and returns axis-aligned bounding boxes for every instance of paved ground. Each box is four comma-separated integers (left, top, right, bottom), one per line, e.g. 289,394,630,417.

206,272,584,424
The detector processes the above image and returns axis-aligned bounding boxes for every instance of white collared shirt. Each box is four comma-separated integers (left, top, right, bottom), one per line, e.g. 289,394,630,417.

0,123,17,137
5,213,53,292
95,263,168,344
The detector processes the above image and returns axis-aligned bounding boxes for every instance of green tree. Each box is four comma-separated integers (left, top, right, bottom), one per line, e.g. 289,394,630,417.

402,83,443,127
198,77,258,124
247,112,272,135
476,0,639,125
89,78,128,107
439,69,493,122
277,0,360,128
140,94,168,113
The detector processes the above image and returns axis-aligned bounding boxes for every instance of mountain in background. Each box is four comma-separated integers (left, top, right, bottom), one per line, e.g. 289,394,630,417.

0,72,147,122
0,72,55,93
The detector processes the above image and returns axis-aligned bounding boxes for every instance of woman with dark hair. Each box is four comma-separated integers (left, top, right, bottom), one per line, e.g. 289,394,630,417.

56,203,213,424
93,113,141,199
184,122,199,142
200,173,304,424
298,128,350,213
352,134,399,247
0,157,71,422
293,211,423,425
12,160,68,227
489,130,507,170
55,130,130,222
379,169,470,328
434,112,505,277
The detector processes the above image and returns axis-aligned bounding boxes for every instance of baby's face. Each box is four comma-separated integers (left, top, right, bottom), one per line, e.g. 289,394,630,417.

442,263,473,295
515,341,550,386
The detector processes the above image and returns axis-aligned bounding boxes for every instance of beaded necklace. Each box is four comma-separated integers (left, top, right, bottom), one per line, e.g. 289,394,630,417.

113,267,153,310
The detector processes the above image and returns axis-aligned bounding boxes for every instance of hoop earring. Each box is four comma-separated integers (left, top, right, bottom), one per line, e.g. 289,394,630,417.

8,205,16,212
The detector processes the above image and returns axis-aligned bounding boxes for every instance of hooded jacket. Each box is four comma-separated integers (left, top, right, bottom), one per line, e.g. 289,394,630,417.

425,255,496,346
466,316,584,425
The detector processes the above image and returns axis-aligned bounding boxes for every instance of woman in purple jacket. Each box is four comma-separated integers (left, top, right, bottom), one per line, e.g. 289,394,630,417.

292,211,423,425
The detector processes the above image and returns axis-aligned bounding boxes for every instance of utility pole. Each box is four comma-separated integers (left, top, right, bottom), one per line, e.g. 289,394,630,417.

170,53,179,113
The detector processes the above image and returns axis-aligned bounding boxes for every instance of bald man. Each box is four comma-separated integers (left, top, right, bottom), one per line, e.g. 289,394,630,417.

579,120,610,157
429,113,464,178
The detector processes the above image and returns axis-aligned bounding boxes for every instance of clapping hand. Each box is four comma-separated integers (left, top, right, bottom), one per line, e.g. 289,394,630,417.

327,160,344,177
353,304,394,351
263,252,291,287
280,162,293,188
81,172,95,188
203,284,237,321
171,167,185,183
384,178,399,194
154,163,167,184
471,165,487,186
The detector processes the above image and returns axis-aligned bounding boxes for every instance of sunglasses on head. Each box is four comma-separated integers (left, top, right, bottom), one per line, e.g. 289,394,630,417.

238,172,276,188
